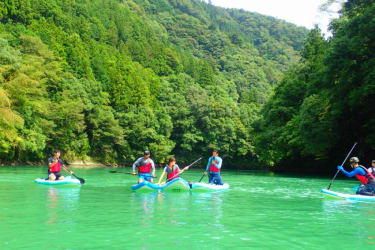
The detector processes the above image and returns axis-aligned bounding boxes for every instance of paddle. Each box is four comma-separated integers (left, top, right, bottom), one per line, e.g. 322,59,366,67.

162,157,203,184
109,170,134,175
109,170,158,178
198,173,206,182
327,142,357,190
62,164,85,184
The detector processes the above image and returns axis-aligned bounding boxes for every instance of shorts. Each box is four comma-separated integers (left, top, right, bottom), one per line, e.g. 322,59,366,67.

48,170,62,180
138,173,153,181
209,172,223,185
356,184,375,196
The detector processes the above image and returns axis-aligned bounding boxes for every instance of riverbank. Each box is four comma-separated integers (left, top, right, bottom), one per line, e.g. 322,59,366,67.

0,160,106,168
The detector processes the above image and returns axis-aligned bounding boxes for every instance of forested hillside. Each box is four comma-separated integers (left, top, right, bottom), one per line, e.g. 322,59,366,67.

255,0,375,172
0,0,308,166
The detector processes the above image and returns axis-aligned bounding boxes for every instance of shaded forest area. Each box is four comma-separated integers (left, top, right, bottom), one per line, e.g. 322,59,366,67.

255,0,375,173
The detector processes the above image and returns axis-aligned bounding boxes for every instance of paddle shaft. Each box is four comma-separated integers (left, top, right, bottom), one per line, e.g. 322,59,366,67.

198,174,205,182
165,157,203,183
109,171,136,175
327,142,357,190
62,165,85,184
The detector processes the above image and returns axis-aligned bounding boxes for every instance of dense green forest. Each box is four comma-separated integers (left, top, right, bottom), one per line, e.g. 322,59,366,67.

255,0,375,172
0,0,308,167
4,0,372,173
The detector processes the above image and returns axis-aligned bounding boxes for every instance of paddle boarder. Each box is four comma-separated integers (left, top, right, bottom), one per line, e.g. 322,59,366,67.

204,149,223,185
367,160,375,174
337,157,375,196
132,150,156,183
157,157,187,185
47,149,67,181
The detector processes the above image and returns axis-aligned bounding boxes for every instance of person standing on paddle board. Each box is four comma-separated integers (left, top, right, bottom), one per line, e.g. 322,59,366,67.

204,149,223,185
337,157,375,196
157,157,186,185
132,150,156,183
47,150,66,181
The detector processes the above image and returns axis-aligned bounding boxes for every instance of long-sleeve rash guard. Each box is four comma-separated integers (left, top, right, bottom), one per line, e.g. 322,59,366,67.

341,167,366,178
206,156,222,172
132,157,155,175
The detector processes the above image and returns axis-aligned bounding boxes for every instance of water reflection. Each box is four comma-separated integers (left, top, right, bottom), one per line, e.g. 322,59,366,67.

129,191,226,230
45,187,81,225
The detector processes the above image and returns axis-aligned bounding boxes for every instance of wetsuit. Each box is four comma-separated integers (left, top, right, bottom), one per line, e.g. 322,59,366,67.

206,156,223,185
132,157,156,181
341,166,375,196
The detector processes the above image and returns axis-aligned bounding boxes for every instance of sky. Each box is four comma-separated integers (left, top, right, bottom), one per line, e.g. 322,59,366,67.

208,0,342,34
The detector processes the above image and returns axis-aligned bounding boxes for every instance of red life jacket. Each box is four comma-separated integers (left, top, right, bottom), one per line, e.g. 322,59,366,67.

209,158,220,173
49,161,61,173
167,168,179,180
355,165,375,185
139,163,152,173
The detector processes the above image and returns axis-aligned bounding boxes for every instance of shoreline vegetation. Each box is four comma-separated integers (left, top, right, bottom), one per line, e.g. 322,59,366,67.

0,160,105,167
1,1,374,173
0,160,266,171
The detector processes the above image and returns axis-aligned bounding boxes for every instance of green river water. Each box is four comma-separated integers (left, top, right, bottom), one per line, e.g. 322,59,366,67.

1,166,375,250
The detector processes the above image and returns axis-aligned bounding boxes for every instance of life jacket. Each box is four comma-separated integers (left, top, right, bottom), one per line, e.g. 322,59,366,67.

167,167,179,181
49,160,61,173
139,163,152,173
355,165,375,185
209,157,220,173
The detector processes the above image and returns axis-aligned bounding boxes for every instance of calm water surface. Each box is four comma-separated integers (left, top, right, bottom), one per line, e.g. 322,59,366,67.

0,166,374,249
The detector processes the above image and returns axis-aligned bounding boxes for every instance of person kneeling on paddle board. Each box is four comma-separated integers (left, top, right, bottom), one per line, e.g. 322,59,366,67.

204,149,223,185
47,150,66,181
337,157,375,196
157,157,187,185
132,150,156,184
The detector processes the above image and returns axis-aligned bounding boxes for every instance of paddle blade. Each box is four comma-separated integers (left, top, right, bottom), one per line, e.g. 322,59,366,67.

78,177,85,184
73,174,85,184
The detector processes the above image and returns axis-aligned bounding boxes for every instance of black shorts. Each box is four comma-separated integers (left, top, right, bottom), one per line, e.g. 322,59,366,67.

48,170,62,179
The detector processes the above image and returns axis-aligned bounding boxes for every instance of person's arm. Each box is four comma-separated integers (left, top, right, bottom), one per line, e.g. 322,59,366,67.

59,159,66,168
341,167,365,178
151,159,156,176
157,169,166,185
132,158,141,174
62,165,73,175
177,165,185,173
206,157,212,172
215,157,222,169
48,157,57,168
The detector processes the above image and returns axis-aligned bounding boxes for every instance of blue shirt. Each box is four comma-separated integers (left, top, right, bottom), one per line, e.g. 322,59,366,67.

341,167,366,178
206,156,222,172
